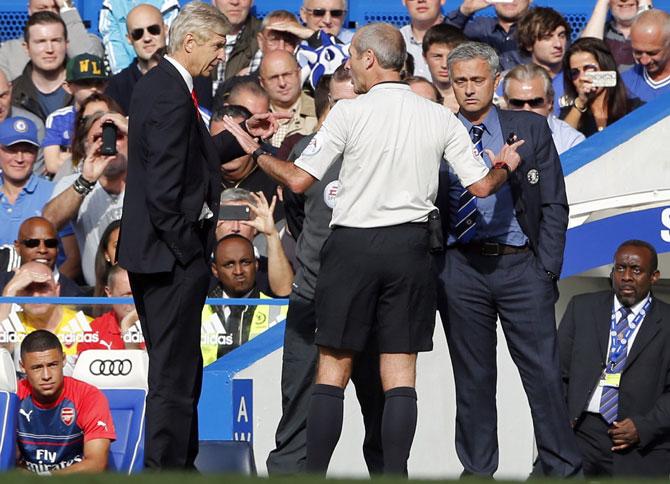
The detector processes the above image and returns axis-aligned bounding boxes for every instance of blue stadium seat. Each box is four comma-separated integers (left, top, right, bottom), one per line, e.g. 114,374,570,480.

102,388,146,474
194,440,256,475
0,391,18,471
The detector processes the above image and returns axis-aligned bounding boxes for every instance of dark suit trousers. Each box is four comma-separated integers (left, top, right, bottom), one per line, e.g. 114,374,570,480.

575,413,670,477
129,255,210,470
266,292,385,475
437,248,581,477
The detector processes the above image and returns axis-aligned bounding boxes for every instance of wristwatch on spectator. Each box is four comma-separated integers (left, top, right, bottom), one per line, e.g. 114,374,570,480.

252,147,270,162
637,3,653,13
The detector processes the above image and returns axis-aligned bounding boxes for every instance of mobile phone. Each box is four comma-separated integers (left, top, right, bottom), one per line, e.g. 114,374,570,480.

100,121,118,156
219,205,251,221
585,71,617,87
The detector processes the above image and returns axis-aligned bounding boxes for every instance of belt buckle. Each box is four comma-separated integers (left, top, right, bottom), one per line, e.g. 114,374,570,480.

481,242,500,256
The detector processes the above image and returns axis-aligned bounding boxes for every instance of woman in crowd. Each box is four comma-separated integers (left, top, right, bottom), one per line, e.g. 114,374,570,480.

560,37,643,137
93,219,121,300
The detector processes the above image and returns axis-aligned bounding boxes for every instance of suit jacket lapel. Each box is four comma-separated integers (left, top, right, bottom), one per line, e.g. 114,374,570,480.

495,108,525,204
624,299,662,371
593,293,613,364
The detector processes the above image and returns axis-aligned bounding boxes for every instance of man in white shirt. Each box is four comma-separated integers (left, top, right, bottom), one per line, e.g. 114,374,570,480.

221,22,524,476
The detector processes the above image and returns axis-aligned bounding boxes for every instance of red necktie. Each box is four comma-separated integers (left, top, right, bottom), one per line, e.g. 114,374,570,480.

191,89,201,120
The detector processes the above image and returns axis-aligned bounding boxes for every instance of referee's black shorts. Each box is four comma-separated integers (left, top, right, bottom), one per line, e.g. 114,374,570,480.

314,223,436,353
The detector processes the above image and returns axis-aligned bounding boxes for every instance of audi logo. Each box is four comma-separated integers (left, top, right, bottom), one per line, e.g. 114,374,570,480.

89,359,133,376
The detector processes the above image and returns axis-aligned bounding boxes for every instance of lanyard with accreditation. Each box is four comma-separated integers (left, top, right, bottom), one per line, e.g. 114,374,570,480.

600,297,652,388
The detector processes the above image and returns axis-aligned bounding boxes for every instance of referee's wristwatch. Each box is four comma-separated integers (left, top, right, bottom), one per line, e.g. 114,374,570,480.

251,147,270,162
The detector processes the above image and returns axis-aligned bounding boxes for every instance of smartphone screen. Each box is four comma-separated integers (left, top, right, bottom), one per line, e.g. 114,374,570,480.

584,71,617,87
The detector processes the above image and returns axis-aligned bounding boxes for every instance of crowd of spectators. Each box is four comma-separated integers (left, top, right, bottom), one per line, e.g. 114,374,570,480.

0,0,668,475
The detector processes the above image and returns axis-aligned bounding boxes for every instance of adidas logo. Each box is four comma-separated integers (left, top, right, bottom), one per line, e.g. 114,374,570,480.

122,321,145,344
201,313,233,345
0,313,27,343
0,311,100,346
60,312,99,347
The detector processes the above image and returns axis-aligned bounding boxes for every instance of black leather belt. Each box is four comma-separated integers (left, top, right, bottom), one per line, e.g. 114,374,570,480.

455,241,530,256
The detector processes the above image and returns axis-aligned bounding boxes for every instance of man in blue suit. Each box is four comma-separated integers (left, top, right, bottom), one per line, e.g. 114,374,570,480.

435,41,582,477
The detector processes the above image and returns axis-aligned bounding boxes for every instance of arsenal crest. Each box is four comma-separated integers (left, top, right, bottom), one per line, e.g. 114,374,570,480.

61,407,75,426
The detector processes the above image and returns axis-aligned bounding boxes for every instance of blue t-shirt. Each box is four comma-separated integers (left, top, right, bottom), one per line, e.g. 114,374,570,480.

35,87,69,120
622,64,670,102
43,106,76,148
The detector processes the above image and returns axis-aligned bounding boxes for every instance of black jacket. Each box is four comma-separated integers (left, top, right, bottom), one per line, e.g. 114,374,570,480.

559,291,670,474
118,59,242,273
11,62,73,121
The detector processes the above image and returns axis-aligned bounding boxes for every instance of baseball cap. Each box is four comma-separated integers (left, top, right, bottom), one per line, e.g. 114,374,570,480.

0,117,39,148
66,54,108,83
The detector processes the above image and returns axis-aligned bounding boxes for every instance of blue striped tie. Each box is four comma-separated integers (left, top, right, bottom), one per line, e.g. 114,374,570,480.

455,124,485,242
599,306,632,424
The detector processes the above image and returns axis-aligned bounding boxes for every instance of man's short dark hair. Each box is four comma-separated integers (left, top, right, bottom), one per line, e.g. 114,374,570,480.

211,104,252,123
24,11,68,43
616,240,659,272
215,233,255,257
422,24,467,54
21,330,62,358
314,74,332,120
517,7,571,54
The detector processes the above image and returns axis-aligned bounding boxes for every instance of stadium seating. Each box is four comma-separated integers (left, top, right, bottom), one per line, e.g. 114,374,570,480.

73,349,148,390
101,388,146,474
73,350,148,474
194,440,257,475
0,349,17,471
0,391,18,471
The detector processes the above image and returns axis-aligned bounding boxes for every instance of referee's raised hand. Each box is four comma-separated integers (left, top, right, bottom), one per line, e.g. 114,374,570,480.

222,115,261,154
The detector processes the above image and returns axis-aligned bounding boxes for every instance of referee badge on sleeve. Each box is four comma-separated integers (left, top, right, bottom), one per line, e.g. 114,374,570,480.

303,135,322,157
323,180,340,209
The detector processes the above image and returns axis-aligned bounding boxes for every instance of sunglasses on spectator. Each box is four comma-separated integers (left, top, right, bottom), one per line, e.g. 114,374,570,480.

304,8,346,17
130,24,161,41
570,64,599,80
20,238,59,249
507,97,546,108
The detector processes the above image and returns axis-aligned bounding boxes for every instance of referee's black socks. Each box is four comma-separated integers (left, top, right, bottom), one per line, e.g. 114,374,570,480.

382,386,417,476
305,384,344,475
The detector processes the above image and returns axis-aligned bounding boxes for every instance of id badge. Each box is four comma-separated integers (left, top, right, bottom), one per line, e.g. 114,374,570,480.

599,373,621,388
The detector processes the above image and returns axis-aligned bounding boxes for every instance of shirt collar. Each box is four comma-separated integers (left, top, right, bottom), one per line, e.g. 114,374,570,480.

165,55,194,92
368,81,410,93
457,107,499,136
613,292,651,317
0,173,38,195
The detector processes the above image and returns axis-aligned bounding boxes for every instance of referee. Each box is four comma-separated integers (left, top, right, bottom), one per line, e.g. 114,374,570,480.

222,23,524,475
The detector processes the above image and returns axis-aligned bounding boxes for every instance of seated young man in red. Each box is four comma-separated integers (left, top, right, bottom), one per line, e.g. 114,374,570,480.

17,330,116,474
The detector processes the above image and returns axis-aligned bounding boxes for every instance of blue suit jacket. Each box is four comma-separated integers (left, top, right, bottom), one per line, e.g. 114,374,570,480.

438,107,568,276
